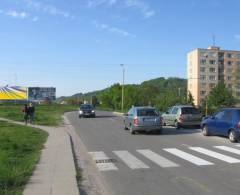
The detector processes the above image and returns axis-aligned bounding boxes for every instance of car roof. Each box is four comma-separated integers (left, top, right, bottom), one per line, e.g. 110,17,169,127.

221,107,240,111
173,105,196,108
133,106,156,110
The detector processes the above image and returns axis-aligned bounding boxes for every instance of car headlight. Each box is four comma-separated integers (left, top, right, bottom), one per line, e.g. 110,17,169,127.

79,110,83,114
92,110,95,113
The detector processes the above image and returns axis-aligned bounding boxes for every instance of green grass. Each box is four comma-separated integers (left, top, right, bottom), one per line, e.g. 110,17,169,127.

0,104,77,126
0,121,48,195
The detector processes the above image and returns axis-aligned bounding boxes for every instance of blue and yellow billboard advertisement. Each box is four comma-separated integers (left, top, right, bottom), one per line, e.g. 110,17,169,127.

0,86,28,100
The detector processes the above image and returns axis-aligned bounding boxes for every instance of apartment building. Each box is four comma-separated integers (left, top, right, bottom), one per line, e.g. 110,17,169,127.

187,46,240,106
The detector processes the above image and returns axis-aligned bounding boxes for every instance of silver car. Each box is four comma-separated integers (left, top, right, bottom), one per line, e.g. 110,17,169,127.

123,106,162,135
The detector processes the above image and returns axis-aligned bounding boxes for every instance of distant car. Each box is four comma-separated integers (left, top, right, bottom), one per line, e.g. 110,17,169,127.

161,105,202,129
79,104,95,118
123,106,162,135
201,108,240,142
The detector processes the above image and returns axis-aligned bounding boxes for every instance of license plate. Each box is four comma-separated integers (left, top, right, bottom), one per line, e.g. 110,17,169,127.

144,118,155,122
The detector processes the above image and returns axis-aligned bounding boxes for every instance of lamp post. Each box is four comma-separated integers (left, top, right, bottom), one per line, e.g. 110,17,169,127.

120,64,125,112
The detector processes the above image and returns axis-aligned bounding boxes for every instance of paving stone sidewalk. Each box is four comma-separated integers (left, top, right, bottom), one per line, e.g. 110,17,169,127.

0,118,79,195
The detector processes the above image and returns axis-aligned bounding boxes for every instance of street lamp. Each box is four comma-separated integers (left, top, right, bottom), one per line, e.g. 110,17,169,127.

120,64,125,112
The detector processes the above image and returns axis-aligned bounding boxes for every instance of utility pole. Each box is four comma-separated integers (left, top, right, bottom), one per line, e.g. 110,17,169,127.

120,64,125,112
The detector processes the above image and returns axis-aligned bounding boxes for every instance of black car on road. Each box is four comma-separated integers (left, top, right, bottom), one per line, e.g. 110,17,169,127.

79,104,96,118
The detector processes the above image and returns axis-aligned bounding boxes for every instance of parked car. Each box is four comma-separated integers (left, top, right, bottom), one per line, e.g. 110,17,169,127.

79,104,96,118
201,108,240,142
161,105,202,129
123,106,162,135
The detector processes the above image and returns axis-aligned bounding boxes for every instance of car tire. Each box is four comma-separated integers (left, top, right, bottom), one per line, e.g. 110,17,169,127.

175,121,180,129
79,115,81,118
229,130,238,143
202,125,210,136
130,125,135,135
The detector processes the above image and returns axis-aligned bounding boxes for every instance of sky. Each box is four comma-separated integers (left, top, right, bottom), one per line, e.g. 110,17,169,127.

1,0,240,97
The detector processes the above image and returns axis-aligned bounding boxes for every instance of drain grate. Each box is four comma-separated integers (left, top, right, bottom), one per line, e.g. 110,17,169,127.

95,159,117,164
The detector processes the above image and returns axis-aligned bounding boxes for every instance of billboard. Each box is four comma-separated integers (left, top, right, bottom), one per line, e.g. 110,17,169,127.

0,86,27,100
28,87,56,101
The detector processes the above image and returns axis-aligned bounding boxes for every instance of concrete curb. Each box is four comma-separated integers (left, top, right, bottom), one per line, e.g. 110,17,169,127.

63,114,114,195
112,111,124,116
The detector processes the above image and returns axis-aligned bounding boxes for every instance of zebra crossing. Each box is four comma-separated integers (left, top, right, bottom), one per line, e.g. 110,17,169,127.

88,144,240,172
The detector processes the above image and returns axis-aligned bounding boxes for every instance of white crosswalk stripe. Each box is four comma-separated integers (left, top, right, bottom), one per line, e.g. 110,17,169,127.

189,147,240,164
113,150,150,169
214,146,240,155
88,151,118,171
163,148,214,166
137,149,179,168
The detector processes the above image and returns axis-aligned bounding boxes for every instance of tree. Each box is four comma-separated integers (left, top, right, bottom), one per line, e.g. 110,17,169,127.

187,91,195,106
204,82,235,114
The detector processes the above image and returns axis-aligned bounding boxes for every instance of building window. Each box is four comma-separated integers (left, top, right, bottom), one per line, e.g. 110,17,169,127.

200,91,206,96
209,75,216,81
228,61,232,66
228,84,232,88
237,54,240,59
227,68,232,73
200,59,207,65
200,75,206,81
236,61,240,66
209,60,216,65
227,76,232,81
227,53,232,58
209,67,216,73
201,83,206,88
209,83,216,89
200,67,205,72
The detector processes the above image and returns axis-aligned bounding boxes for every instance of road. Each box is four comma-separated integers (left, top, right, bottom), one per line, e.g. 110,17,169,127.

66,111,240,195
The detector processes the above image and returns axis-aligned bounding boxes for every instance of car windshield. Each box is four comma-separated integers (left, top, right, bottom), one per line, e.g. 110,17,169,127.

137,109,158,116
80,105,93,109
237,110,240,119
181,107,200,114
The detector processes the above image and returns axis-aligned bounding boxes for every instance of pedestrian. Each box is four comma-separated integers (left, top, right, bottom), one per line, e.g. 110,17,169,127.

28,103,35,124
22,104,29,125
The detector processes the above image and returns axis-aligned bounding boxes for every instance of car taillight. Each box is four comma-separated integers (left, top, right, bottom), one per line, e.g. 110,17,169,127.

133,118,139,126
237,121,240,129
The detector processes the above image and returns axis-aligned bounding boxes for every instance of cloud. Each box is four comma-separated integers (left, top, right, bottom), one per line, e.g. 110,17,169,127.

6,10,28,19
23,0,74,19
86,0,155,18
124,0,155,18
93,20,135,37
87,0,117,7
32,16,38,22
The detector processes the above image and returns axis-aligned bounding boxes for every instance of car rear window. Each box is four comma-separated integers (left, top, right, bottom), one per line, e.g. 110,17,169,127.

137,109,158,116
80,105,93,109
181,107,200,114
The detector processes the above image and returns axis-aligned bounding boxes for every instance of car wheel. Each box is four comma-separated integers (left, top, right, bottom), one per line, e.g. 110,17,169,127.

202,125,210,136
229,130,238,143
175,121,180,129
79,115,81,118
130,125,135,135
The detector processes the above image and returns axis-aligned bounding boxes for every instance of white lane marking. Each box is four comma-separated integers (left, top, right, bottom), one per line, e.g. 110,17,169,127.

189,147,240,164
113,151,149,169
214,146,240,155
88,151,118,171
137,149,179,168
163,148,214,166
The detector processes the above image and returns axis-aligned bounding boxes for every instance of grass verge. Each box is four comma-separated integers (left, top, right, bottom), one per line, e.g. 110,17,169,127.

0,121,48,195
0,104,77,126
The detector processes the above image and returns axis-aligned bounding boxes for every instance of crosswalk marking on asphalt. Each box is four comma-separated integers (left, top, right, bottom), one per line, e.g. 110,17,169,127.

88,151,118,171
214,146,240,155
113,150,150,169
137,149,179,168
189,147,240,164
163,148,214,166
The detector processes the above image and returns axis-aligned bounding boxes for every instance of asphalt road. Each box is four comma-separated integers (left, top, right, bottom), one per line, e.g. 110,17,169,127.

66,111,240,195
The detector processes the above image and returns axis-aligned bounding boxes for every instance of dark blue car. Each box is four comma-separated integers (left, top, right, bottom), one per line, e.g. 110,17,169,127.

201,108,240,142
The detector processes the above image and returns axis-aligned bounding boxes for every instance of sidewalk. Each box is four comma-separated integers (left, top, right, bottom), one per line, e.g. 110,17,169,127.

0,118,79,195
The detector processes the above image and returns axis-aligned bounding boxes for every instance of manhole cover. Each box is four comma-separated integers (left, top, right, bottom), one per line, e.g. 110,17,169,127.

95,159,117,164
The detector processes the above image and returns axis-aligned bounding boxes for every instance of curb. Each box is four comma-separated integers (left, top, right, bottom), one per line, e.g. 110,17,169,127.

112,111,124,116
63,114,114,195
